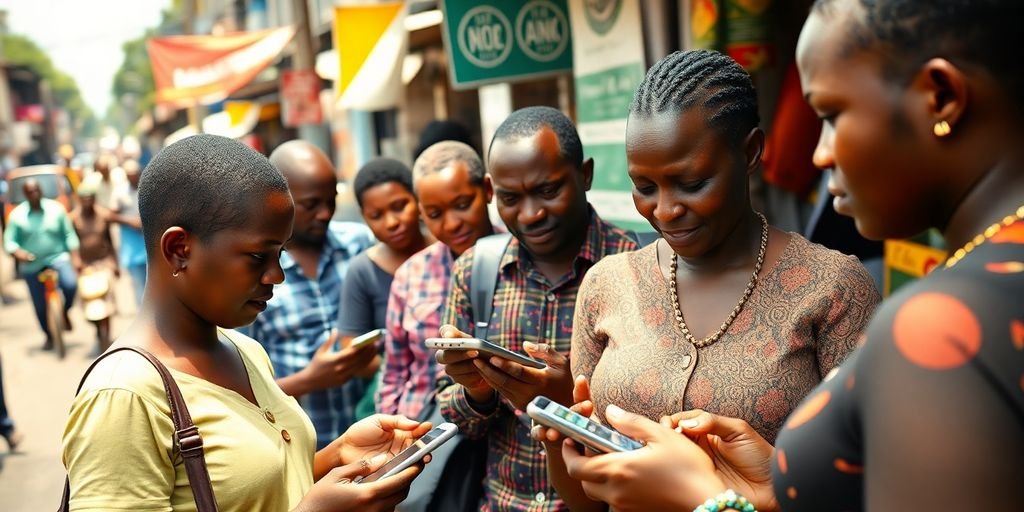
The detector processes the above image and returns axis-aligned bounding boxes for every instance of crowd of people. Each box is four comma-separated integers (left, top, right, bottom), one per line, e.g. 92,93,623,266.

37,0,1024,510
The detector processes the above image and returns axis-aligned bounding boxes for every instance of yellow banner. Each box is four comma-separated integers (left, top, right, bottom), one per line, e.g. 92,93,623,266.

333,3,404,99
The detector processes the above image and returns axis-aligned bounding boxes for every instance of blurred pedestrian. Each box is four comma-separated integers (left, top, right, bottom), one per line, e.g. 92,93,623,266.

70,182,119,354
82,154,126,210
3,179,81,350
110,160,147,305
413,120,475,161
0,353,22,452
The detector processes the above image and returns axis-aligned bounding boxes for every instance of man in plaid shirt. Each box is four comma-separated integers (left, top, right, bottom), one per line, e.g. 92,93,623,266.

377,141,496,419
436,107,638,511
244,141,376,449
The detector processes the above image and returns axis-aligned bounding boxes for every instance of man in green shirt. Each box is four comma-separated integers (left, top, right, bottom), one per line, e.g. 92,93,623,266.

3,179,81,349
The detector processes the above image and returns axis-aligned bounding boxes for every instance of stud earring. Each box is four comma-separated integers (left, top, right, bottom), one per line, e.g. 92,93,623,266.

933,120,952,137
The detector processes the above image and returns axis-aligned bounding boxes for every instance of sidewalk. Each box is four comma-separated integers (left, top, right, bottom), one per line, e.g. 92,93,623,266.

0,251,138,511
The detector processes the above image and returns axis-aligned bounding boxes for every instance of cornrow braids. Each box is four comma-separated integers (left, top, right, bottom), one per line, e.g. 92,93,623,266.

630,49,760,142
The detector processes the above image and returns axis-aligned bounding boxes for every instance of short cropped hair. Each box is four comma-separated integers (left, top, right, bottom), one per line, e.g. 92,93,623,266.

412,141,485,190
489,106,584,170
813,0,1022,114
352,157,414,209
138,134,289,252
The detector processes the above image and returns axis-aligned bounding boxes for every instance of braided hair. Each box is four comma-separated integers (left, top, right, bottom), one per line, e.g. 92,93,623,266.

630,49,760,142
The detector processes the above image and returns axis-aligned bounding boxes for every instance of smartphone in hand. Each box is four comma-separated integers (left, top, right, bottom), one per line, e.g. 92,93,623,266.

527,396,643,453
425,337,546,369
357,422,459,483
336,328,384,351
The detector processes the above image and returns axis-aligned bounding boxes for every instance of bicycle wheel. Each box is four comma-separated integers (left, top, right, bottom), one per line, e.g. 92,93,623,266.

47,292,66,360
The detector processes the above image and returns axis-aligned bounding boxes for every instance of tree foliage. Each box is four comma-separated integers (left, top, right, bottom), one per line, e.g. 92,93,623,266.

1,33,97,136
106,0,185,133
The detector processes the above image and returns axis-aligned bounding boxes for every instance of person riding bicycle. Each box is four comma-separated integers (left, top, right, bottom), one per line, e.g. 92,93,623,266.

3,178,82,350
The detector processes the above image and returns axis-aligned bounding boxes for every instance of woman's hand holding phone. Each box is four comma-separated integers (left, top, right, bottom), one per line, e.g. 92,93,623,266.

336,414,433,468
296,454,420,512
662,410,779,512
532,375,596,445
560,404,730,512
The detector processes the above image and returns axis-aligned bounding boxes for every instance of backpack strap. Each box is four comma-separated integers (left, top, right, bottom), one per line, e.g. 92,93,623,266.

469,233,513,339
59,346,219,512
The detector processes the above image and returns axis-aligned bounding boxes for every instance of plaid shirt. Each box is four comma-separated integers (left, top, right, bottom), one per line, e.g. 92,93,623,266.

438,209,636,512
243,221,374,448
377,241,454,419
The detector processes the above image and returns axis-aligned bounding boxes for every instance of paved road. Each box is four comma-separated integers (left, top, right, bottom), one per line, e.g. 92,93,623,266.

0,252,139,511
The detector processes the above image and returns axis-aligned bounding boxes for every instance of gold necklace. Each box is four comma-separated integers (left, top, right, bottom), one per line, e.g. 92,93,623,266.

944,204,1024,268
669,212,769,348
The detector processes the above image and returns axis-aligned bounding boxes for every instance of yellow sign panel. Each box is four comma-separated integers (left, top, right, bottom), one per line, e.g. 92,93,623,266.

333,3,404,98
883,240,947,296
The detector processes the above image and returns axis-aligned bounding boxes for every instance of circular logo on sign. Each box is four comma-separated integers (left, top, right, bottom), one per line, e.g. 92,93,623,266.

457,5,514,69
584,0,622,35
515,0,570,62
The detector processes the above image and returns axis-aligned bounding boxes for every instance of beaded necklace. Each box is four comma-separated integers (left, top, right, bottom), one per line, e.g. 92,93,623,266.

669,212,769,348
944,205,1024,269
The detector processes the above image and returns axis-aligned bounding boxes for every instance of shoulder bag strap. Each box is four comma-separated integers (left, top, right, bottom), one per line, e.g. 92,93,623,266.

469,233,513,339
59,346,219,512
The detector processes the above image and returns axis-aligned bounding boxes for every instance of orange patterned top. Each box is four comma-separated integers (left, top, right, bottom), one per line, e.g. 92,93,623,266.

571,234,880,442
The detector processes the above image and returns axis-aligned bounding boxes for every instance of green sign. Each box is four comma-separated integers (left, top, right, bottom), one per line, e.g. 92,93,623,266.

569,0,649,231
443,0,574,89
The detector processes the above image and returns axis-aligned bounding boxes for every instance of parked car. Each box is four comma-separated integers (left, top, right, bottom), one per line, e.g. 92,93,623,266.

3,165,76,222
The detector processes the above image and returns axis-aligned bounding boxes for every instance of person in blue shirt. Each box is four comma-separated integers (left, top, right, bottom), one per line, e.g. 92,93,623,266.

111,160,148,305
3,179,81,349
243,140,377,449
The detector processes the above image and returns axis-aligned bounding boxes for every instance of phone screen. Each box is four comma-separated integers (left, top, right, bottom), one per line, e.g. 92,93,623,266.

359,427,447,483
544,399,643,451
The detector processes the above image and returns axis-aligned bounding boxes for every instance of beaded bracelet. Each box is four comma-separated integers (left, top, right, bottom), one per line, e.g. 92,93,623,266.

692,489,757,512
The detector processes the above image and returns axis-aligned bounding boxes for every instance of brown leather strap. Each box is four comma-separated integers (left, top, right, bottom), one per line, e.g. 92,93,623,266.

59,346,219,512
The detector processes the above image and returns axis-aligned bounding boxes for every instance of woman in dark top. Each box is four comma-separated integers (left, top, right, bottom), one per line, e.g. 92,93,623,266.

555,0,1024,510
340,158,432,419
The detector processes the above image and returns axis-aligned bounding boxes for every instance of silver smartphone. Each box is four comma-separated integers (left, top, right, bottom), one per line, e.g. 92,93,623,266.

335,328,383,352
527,396,643,453
425,337,546,369
350,328,383,350
357,422,459,483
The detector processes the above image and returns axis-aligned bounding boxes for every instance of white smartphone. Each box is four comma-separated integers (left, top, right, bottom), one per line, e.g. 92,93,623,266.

357,422,459,483
425,337,546,369
349,328,383,350
527,396,643,453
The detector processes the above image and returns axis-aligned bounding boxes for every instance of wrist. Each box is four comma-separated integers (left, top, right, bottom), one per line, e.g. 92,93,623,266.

692,489,757,512
465,387,497,413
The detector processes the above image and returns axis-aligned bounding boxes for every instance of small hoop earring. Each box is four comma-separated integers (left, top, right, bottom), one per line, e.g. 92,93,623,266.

172,269,180,277
933,120,952,137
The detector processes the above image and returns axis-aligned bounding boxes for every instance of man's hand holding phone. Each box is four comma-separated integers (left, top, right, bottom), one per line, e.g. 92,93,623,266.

433,325,496,404
281,329,380,397
433,324,573,411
